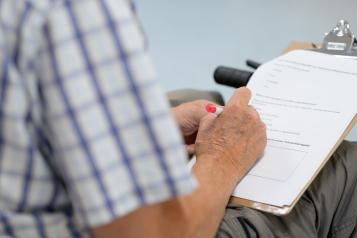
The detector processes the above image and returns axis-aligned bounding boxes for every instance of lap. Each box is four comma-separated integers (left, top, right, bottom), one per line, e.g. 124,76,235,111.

217,141,357,238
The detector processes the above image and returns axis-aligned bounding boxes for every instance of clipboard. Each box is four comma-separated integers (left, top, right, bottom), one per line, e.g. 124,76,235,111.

229,19,357,216
230,116,357,216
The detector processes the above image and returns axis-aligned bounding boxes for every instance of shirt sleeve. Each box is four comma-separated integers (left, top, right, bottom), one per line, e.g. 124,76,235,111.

38,0,197,227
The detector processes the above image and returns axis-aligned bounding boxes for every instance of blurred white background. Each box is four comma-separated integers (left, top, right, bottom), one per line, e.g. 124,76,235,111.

137,0,357,141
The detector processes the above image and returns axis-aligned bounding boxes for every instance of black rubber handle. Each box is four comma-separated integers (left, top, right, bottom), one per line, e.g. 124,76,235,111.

214,66,253,88
246,60,261,69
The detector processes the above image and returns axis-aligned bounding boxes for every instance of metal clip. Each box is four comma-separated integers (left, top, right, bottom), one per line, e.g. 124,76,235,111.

314,20,357,58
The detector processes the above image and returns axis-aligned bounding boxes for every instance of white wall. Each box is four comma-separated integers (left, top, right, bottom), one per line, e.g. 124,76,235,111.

137,0,357,141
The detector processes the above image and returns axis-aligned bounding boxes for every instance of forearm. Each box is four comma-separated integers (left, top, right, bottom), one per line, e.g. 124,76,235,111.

179,155,242,238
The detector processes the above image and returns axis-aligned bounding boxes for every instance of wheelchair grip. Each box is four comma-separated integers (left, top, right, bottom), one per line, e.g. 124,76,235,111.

214,66,252,88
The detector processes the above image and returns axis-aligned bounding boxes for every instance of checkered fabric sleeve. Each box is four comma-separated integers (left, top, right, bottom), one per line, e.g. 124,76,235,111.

38,0,197,227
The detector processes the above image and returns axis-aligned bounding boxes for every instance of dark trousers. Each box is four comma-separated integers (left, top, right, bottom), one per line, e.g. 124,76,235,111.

217,141,357,238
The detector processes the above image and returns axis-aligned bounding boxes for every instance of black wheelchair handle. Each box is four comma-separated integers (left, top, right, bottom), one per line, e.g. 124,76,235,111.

214,66,253,88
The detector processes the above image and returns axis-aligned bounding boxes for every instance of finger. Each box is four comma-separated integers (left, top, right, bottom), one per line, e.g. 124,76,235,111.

193,100,214,121
175,100,213,127
226,87,252,107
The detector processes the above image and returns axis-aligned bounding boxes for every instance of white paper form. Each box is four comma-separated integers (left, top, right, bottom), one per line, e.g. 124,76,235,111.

233,50,357,207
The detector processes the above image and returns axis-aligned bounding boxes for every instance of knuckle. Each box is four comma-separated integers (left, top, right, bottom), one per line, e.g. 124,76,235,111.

250,107,260,117
259,121,266,129
246,108,259,121
231,103,244,111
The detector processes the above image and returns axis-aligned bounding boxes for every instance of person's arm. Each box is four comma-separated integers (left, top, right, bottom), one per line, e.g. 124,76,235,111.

40,0,196,231
93,88,267,238
40,1,266,237
93,156,239,238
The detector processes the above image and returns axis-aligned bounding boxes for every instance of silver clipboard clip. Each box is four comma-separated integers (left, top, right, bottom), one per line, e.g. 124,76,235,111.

312,19,357,59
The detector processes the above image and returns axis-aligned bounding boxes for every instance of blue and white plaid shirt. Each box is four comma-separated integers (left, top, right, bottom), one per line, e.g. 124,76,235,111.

0,0,197,237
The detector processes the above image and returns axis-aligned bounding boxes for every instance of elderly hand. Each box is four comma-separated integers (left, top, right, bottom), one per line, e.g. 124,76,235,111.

195,87,267,180
171,100,214,155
